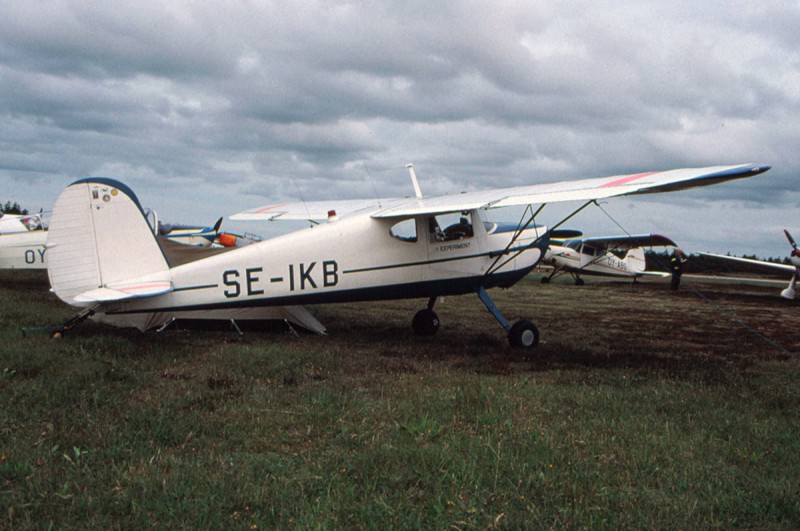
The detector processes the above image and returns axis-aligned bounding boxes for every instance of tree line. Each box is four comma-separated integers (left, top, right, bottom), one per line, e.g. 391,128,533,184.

1,201,28,215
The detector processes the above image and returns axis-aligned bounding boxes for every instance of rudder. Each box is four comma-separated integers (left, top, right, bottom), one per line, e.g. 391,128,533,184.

624,247,646,274
47,178,170,306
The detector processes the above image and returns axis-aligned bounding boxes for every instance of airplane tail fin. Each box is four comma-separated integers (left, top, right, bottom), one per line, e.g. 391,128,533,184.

624,247,646,274
47,178,172,306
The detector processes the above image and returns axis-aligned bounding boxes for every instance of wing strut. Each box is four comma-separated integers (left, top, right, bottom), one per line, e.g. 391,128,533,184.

484,200,595,278
484,203,545,277
475,285,511,331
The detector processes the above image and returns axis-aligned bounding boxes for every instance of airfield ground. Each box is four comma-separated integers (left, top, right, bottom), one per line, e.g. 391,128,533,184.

1,270,799,528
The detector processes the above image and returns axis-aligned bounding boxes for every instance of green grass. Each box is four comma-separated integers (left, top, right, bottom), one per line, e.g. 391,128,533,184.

1,270,800,528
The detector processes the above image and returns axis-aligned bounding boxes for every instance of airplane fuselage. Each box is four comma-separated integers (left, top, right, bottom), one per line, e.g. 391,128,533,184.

97,211,547,316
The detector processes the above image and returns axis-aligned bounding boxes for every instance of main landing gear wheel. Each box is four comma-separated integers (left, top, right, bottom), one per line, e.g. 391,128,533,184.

508,320,539,349
412,309,440,336
541,277,551,284
575,278,585,286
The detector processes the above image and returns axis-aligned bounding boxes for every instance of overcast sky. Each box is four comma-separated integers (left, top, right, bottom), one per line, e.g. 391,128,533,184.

1,1,798,258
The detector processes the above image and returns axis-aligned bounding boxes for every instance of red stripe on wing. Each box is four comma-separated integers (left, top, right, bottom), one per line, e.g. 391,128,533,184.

599,171,660,188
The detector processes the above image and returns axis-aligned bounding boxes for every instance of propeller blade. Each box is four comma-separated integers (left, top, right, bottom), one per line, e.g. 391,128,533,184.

784,229,797,250
213,216,223,234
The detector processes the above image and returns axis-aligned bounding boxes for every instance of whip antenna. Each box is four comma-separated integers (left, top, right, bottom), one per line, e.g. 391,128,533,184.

363,161,382,208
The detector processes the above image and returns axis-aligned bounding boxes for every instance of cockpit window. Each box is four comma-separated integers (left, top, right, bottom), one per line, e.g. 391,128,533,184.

389,218,417,242
428,212,474,242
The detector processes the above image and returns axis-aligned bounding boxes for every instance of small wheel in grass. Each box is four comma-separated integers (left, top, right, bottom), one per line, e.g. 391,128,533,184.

412,309,440,336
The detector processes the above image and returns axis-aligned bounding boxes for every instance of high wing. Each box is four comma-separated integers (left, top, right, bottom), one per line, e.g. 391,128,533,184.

231,198,406,221
231,164,769,221
698,252,798,273
576,234,677,250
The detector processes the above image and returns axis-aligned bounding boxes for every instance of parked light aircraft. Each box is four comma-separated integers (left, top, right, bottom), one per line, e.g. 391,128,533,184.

541,232,676,285
44,163,769,348
699,229,800,299
0,212,48,269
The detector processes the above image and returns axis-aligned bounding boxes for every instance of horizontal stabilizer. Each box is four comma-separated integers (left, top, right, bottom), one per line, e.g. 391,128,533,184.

549,229,584,240
637,270,671,278
74,279,173,303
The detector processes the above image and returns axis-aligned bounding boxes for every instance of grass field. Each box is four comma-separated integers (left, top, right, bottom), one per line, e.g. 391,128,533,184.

1,270,799,529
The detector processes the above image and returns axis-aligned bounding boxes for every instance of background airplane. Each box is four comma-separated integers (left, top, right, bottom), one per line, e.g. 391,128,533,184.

43,163,769,348
0,211,45,234
699,229,800,299
0,212,47,269
541,232,676,285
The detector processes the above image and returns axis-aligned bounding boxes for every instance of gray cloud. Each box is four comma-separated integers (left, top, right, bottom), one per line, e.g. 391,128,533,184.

1,0,798,257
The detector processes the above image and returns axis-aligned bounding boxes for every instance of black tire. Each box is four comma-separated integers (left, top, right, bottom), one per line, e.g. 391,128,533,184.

412,309,440,336
575,278,585,286
508,320,539,348
541,277,551,284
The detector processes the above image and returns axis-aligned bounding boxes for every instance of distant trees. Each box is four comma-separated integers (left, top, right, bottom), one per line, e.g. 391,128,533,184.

1,201,28,215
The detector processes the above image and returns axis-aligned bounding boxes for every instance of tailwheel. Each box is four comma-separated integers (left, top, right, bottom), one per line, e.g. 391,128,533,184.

412,308,440,336
508,320,539,349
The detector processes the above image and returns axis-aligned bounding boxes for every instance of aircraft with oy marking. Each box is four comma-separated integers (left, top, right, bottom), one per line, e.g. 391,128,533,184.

42,162,770,348
0,212,47,269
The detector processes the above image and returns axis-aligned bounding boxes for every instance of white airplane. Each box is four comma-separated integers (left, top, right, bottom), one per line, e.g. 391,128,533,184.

0,211,45,233
0,212,48,269
699,229,800,299
541,232,677,285
43,163,769,348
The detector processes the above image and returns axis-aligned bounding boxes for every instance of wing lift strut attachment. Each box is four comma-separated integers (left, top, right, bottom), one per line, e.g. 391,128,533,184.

469,200,596,349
